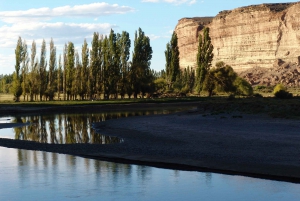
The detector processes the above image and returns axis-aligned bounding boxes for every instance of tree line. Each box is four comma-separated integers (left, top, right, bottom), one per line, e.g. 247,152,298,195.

10,28,154,101
2,27,253,101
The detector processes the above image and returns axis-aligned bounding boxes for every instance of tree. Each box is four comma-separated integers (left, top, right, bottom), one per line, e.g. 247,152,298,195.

131,28,153,98
63,43,67,100
119,31,131,99
39,39,47,101
234,77,253,96
57,54,62,100
81,39,89,100
47,38,57,100
196,27,214,94
21,40,29,101
165,42,171,89
108,29,119,99
165,31,180,90
12,37,23,101
74,51,82,98
66,42,75,100
203,62,253,97
28,40,39,101
89,32,100,99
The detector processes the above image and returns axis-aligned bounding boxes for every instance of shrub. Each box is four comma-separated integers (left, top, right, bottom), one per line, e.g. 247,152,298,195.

273,84,286,94
274,90,293,99
253,93,263,98
234,77,253,96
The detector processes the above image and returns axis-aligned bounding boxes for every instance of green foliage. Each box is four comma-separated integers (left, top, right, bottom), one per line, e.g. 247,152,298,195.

39,39,47,101
89,32,101,99
165,32,180,90
273,84,286,94
234,77,253,96
66,42,75,100
9,28,159,102
203,62,253,97
119,31,131,99
132,28,153,98
154,78,166,93
196,27,214,94
13,37,23,101
47,38,57,101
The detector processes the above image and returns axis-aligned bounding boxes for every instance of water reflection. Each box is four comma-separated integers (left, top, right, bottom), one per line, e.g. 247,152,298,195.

1,147,299,201
2,109,182,144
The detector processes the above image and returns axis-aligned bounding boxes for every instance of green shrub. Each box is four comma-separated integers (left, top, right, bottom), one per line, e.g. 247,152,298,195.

274,90,293,99
273,84,286,94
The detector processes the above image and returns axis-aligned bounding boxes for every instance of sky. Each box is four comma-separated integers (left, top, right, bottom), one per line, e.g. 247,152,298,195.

0,0,299,75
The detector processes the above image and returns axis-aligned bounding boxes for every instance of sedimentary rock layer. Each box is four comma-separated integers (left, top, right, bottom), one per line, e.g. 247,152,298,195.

175,2,300,72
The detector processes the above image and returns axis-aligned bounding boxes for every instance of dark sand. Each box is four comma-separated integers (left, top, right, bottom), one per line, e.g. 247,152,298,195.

1,103,300,182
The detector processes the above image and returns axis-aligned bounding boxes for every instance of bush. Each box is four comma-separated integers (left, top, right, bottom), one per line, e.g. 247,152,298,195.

273,84,286,94
234,77,253,96
253,93,263,98
274,90,293,99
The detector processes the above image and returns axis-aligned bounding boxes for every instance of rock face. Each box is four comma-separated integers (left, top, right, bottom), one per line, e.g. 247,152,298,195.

175,2,300,72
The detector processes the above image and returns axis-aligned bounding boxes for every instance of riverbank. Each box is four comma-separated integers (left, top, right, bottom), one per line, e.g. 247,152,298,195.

0,101,300,182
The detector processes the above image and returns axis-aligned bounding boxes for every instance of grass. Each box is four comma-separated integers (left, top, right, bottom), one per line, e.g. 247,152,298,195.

196,96,300,119
2,92,300,119
0,94,206,107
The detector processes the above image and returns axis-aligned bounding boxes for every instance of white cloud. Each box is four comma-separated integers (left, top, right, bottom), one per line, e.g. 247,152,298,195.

0,21,116,74
0,53,15,75
0,2,132,74
0,3,135,23
142,0,197,5
0,22,116,48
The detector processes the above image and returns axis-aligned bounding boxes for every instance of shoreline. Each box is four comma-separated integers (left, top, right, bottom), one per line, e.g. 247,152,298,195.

0,102,300,183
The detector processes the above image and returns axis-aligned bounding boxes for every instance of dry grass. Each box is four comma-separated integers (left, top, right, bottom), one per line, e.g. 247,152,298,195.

0,93,14,102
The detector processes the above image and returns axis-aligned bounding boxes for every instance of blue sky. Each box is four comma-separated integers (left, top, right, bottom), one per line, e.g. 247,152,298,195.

0,0,298,75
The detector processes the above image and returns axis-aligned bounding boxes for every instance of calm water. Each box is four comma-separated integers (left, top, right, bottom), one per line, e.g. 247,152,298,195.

0,147,299,201
0,111,300,200
0,110,181,144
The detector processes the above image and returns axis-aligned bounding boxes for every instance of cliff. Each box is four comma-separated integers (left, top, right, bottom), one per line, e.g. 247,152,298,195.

175,2,300,73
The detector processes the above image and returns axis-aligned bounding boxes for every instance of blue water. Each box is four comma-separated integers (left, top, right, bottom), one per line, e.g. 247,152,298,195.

0,147,299,201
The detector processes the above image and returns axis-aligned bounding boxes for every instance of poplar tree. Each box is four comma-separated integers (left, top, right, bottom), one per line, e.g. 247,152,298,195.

131,28,153,98
74,51,82,98
63,44,67,100
12,37,23,101
119,31,131,99
48,38,56,100
81,39,89,100
89,32,100,99
196,27,214,94
165,32,180,90
57,54,62,100
39,39,47,101
102,36,110,99
21,40,29,101
29,40,38,101
108,29,119,98
66,42,75,100
165,42,171,89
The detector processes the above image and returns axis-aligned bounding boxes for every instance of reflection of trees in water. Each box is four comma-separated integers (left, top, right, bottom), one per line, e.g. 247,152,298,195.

13,113,128,144
12,109,179,144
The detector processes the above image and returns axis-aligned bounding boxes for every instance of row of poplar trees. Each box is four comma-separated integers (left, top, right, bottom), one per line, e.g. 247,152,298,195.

164,28,213,95
12,28,153,101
